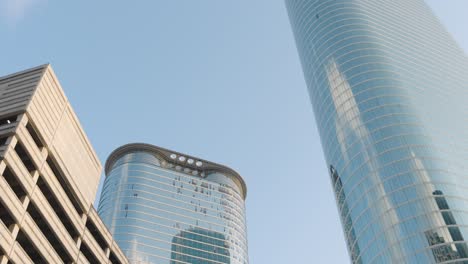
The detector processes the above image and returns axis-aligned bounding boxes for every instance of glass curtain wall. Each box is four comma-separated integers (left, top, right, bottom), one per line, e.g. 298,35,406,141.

286,0,468,263
98,145,248,264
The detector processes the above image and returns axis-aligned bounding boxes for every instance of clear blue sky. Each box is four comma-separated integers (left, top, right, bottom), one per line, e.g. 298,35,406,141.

1,1,466,263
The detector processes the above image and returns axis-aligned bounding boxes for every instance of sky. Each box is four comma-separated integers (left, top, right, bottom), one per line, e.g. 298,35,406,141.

1,1,467,263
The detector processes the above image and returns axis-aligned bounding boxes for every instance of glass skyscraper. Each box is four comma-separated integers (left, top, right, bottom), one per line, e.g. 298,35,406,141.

98,143,248,264
286,0,468,263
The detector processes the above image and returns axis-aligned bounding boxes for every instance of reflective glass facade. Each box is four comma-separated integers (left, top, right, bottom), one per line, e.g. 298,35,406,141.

98,144,248,264
286,0,468,263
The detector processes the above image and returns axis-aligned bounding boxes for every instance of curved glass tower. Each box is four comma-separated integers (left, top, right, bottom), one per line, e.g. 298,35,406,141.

286,0,468,263
98,144,248,264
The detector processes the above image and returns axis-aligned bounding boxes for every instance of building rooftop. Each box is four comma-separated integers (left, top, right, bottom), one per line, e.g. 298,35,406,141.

105,143,248,199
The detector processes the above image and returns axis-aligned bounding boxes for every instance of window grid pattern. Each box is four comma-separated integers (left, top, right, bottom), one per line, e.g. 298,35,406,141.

0,115,128,264
286,0,468,263
98,151,249,264
0,65,129,264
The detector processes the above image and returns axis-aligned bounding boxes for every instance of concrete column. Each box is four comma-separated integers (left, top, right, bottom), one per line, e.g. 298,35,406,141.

0,255,9,264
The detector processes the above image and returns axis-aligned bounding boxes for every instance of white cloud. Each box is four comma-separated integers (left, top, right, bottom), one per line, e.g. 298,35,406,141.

0,0,44,26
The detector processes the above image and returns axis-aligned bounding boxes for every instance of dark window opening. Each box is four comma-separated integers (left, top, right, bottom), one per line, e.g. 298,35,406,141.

0,136,8,146
0,248,11,264
36,177,80,241
26,202,73,263
25,123,44,149
0,115,17,126
16,229,46,263
14,143,36,173
46,157,84,215
80,241,99,264
0,200,16,229
1,166,27,201
109,251,123,264
85,219,108,251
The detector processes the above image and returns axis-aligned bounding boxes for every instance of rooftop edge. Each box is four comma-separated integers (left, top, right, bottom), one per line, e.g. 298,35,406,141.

105,143,247,199
0,64,50,81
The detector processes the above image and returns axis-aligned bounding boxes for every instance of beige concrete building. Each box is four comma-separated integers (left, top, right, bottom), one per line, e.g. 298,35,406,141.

0,65,128,264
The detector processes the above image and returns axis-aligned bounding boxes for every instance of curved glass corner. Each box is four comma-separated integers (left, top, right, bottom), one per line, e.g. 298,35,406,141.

98,151,249,264
286,0,468,263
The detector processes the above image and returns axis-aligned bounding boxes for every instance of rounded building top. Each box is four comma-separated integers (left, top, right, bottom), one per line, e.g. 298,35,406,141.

105,143,247,199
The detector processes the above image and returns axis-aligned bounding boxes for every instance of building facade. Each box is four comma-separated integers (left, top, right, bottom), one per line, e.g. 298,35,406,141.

286,0,468,263
0,65,128,264
98,144,248,264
